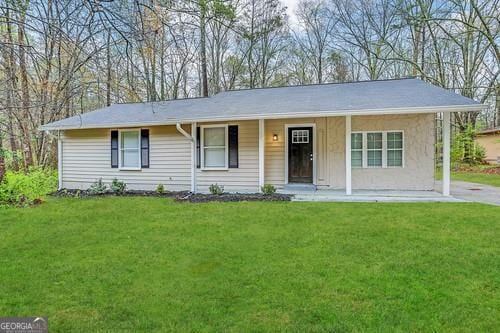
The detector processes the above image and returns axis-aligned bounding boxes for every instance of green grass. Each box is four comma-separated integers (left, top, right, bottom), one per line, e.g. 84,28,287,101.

451,171,500,187
1,198,499,332
435,165,500,187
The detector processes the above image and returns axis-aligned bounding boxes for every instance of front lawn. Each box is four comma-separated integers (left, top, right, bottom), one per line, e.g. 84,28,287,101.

451,170,500,187
436,165,500,187
1,198,499,332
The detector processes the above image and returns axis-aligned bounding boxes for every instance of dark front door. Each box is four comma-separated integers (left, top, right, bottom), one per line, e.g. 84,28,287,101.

288,127,313,183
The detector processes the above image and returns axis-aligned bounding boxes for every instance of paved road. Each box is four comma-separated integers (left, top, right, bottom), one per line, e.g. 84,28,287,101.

447,181,500,206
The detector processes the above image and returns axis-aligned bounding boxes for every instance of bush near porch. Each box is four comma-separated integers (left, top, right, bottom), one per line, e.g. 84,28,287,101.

0,197,499,332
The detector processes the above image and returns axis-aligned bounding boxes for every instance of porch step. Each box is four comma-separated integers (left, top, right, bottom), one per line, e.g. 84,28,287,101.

283,183,317,192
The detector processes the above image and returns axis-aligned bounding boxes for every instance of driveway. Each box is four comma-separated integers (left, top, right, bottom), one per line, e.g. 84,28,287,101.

447,181,500,206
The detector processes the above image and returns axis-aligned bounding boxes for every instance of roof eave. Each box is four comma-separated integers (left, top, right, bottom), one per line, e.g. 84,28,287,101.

39,103,487,131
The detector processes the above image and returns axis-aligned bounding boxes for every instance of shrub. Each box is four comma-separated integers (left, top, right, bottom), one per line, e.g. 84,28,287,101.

156,184,165,194
209,183,224,195
111,178,127,194
261,184,276,195
0,168,58,206
88,178,108,195
451,125,486,166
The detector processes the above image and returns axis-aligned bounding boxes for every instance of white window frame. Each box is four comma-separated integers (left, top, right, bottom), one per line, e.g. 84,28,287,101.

118,128,142,170
291,129,310,143
366,132,384,168
351,133,363,168
201,124,228,170
386,131,404,168
351,130,404,168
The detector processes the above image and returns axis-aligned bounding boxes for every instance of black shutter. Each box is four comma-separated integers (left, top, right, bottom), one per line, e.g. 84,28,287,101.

141,129,149,168
111,130,118,168
228,125,238,168
196,127,201,168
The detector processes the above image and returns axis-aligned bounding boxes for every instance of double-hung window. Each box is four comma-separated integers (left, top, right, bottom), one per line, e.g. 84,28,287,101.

120,130,141,169
367,132,383,167
201,125,228,169
351,133,363,167
351,131,403,168
387,132,403,167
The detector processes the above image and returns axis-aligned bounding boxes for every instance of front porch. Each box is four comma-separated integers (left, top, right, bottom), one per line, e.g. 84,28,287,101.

257,112,453,196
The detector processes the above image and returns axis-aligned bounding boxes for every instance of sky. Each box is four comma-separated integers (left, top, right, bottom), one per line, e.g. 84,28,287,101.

281,0,299,25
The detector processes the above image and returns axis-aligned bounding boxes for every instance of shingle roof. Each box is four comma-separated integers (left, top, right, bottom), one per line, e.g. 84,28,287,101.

40,78,484,130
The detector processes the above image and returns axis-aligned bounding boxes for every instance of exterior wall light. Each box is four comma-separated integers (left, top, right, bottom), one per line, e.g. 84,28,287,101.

273,134,278,141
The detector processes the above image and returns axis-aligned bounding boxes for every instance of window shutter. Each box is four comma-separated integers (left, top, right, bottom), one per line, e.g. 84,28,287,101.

196,127,201,168
141,129,150,168
228,125,238,168
111,130,118,168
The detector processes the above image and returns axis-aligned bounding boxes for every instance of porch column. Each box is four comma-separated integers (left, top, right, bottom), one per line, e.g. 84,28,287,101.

191,122,197,193
259,119,265,191
442,112,451,196
345,115,352,195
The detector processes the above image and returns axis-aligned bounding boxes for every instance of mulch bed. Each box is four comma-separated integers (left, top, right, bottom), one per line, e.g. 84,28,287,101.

175,193,293,203
453,165,500,175
51,189,293,202
51,189,189,198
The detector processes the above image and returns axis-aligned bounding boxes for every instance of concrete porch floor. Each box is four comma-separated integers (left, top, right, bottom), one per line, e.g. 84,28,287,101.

279,188,464,203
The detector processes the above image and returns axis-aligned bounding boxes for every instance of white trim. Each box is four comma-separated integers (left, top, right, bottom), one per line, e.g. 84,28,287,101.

191,122,197,193
259,119,265,190
345,116,352,195
57,131,63,190
118,128,141,170
350,130,405,168
200,124,229,170
442,112,451,196
176,123,192,140
284,123,316,185
40,104,487,131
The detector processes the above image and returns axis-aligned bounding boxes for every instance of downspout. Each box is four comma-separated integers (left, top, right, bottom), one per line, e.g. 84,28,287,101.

176,123,196,193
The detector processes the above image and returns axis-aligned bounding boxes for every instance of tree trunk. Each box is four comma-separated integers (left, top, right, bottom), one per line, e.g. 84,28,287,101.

3,5,19,171
106,29,112,107
0,134,5,182
200,2,209,97
17,9,34,169
496,83,500,127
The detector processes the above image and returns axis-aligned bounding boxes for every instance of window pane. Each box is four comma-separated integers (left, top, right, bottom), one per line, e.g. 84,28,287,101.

204,147,225,167
387,132,402,149
204,127,225,146
122,149,139,167
352,151,362,167
351,133,362,149
367,133,382,149
121,131,139,149
387,150,402,167
367,150,382,166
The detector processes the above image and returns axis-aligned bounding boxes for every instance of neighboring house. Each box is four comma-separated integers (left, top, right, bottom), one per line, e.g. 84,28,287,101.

476,127,500,164
40,78,484,195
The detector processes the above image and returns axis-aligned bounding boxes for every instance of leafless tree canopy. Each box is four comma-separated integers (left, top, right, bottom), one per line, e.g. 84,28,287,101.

0,0,498,172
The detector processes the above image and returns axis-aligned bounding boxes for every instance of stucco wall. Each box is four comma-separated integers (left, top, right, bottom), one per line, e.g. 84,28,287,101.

350,114,435,190
476,134,500,164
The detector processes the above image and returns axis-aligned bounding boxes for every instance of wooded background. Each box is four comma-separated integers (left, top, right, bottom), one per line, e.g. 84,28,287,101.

0,0,498,177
